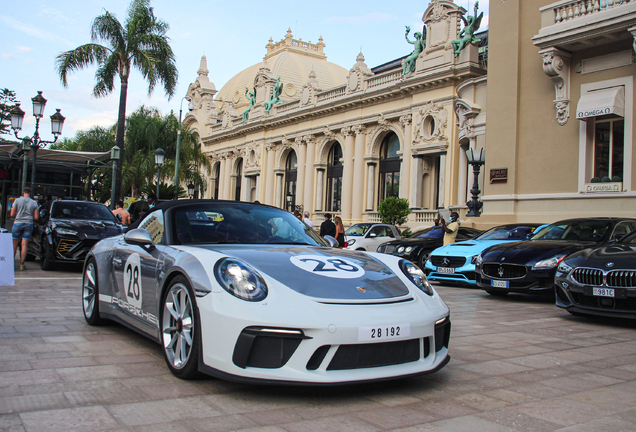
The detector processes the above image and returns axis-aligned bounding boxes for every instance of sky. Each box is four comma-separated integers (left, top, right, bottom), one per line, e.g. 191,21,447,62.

0,0,489,140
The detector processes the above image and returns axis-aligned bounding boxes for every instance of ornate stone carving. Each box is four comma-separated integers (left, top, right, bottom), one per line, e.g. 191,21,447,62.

454,99,481,145
295,136,304,146
413,101,448,143
347,52,374,93
629,26,636,59
323,126,335,141
341,126,353,137
378,114,391,131
352,124,367,136
303,134,316,145
301,69,322,106
265,141,277,152
242,142,262,169
399,113,412,131
539,47,571,126
186,56,217,112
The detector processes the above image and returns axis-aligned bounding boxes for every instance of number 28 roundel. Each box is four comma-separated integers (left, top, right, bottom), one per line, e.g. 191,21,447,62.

290,255,365,279
124,253,143,309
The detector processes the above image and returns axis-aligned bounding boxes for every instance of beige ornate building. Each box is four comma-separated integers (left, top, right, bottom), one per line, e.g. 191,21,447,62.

185,0,488,228
482,0,636,227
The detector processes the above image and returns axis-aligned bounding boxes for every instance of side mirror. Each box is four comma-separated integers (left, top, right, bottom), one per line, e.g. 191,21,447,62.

39,209,48,219
323,235,339,248
368,232,377,238
124,228,155,250
116,213,122,222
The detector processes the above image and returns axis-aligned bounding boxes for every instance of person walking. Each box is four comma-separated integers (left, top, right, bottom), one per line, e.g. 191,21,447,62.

334,216,346,248
319,213,336,238
112,200,131,225
302,211,314,229
10,187,39,271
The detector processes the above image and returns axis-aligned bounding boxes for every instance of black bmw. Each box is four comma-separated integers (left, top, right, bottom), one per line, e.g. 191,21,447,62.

29,200,125,270
476,218,636,296
555,230,636,319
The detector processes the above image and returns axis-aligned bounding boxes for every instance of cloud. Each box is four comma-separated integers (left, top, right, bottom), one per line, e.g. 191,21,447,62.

2,53,12,59
0,15,75,47
38,7,74,24
16,46,31,52
323,12,396,25
65,110,118,135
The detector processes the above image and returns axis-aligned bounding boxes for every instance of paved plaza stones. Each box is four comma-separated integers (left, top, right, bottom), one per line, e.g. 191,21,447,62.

1,266,635,431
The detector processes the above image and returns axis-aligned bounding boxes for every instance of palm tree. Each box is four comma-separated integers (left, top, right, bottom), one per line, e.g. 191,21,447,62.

55,0,178,202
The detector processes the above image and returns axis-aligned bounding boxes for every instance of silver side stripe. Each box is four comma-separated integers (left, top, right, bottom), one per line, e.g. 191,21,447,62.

99,294,113,302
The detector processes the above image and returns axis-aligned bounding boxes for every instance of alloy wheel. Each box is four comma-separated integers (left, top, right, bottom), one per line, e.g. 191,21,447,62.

162,283,194,369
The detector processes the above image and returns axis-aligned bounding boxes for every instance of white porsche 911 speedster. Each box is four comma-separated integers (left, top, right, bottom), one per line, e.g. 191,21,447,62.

82,200,451,385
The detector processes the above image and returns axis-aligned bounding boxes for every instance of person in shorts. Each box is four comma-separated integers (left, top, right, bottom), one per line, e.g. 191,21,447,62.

11,187,39,270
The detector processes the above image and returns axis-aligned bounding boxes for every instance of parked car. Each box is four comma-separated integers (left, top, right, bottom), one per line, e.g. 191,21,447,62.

476,218,636,297
82,200,451,384
426,223,545,287
29,200,124,270
377,225,481,269
344,223,400,251
128,199,170,224
555,229,636,319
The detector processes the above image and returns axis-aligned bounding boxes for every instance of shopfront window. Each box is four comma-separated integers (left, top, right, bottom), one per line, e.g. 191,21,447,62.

326,142,342,212
593,116,624,182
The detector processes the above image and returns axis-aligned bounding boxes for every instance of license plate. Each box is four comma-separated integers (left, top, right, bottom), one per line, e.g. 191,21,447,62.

358,324,410,342
438,267,455,274
593,287,614,297
491,280,509,288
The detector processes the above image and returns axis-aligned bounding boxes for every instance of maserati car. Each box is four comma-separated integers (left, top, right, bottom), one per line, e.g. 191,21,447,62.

425,223,544,287
344,223,401,251
82,200,451,385
555,230,636,319
29,200,124,270
476,218,636,296
377,225,481,269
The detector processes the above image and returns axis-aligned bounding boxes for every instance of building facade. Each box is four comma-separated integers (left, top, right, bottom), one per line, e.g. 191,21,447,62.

184,0,488,229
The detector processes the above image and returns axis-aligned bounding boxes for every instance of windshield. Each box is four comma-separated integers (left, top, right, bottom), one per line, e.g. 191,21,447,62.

531,220,611,242
345,224,371,236
476,225,539,241
412,227,443,239
51,202,117,221
170,203,328,246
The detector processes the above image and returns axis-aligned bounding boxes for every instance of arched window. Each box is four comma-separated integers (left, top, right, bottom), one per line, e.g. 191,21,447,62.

378,132,401,204
235,158,243,201
326,142,343,212
284,151,297,211
213,163,220,199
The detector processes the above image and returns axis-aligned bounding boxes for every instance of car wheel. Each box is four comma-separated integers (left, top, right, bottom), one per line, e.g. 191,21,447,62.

161,276,201,379
485,289,509,297
83,259,104,326
356,248,366,251
40,239,55,271
418,251,431,269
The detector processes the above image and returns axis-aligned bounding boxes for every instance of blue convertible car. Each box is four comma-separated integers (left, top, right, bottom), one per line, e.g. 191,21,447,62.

425,223,545,287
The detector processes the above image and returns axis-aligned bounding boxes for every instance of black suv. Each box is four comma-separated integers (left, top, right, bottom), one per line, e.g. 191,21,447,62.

29,200,124,270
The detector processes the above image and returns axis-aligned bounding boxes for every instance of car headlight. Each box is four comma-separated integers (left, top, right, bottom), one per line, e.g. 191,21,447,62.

56,227,78,236
557,261,573,275
405,246,413,253
214,258,268,301
347,239,356,246
400,260,434,296
533,254,567,270
397,246,405,253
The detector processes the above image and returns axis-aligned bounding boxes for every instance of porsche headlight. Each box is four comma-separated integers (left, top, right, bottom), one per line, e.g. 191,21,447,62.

397,246,405,253
56,227,78,236
533,254,567,270
347,239,356,246
214,258,268,301
400,260,434,296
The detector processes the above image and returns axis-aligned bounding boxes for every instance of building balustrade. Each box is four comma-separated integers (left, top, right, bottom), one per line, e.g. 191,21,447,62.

546,0,633,25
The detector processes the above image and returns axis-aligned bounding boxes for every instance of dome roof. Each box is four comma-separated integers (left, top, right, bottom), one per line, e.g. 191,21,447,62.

216,30,349,110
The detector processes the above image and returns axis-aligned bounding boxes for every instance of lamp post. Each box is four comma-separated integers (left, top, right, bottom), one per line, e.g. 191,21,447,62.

154,148,165,199
187,183,195,199
10,91,65,194
286,192,293,212
465,148,486,217
110,146,121,210
173,97,194,200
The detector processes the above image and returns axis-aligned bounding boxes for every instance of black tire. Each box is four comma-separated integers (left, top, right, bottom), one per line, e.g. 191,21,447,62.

418,251,431,269
486,289,509,297
160,276,201,380
82,259,105,326
40,239,55,271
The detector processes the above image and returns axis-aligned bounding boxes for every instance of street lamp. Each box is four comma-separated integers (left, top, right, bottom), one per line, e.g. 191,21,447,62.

110,146,121,210
465,148,486,217
187,183,195,198
173,97,195,200
10,91,66,194
154,148,165,199
286,192,293,212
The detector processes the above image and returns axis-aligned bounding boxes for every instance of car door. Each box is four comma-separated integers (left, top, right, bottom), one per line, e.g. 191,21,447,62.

111,209,166,334
365,225,396,251
610,221,636,242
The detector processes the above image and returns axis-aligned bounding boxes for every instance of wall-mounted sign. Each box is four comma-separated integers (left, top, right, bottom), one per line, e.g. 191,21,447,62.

584,182,622,193
490,168,507,183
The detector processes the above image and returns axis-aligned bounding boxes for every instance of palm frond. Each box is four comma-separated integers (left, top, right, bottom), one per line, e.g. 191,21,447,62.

91,12,125,49
55,44,111,87
93,54,119,97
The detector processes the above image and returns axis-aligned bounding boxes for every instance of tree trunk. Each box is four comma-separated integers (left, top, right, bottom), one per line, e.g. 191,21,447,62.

114,76,129,203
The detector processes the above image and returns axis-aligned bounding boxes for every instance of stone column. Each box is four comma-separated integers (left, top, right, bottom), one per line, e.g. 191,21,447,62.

264,143,276,205
303,135,315,214
366,161,377,211
296,137,306,209
254,174,260,202
241,175,250,202
458,145,468,205
399,114,412,199
223,153,233,200
217,157,226,200
411,155,423,208
351,125,366,223
315,168,324,211
340,126,354,222
437,153,446,209
275,173,283,208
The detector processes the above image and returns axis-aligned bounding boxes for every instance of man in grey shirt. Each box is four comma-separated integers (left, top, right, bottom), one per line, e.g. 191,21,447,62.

11,187,39,270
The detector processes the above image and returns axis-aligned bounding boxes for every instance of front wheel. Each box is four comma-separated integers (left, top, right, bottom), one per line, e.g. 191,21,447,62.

418,251,431,269
83,259,104,325
161,276,201,379
40,239,55,271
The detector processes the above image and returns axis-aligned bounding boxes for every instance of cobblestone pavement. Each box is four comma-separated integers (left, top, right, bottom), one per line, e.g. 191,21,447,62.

1,265,635,432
